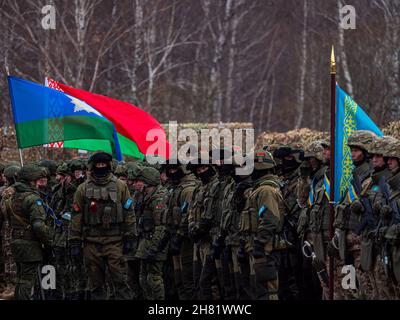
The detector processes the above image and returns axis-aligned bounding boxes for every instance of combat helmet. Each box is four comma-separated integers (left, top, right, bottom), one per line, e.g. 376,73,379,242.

115,164,128,178
18,164,47,182
253,150,276,171
347,130,377,152
366,136,398,155
273,145,304,163
56,162,72,176
127,162,144,181
4,165,21,182
303,140,324,161
381,138,400,159
70,158,87,172
38,159,58,176
136,166,161,186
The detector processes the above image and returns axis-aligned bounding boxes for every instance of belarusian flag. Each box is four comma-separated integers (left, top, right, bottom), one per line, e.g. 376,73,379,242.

47,78,170,160
8,76,123,160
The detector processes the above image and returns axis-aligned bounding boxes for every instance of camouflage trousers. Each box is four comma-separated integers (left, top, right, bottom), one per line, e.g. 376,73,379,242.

250,253,279,300
14,261,41,300
197,241,219,300
1,223,16,285
83,241,131,300
172,238,194,300
373,254,398,300
139,259,165,300
126,259,141,299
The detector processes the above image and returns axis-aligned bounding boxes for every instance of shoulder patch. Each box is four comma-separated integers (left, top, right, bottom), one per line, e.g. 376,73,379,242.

258,205,268,218
124,198,134,209
181,201,189,213
36,199,43,206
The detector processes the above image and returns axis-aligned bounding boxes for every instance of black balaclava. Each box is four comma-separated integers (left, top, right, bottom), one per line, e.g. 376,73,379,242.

282,158,301,174
198,166,216,184
167,167,185,183
92,164,111,177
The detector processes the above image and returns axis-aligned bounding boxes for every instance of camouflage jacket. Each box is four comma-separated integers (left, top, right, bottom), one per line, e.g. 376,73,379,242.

71,173,137,244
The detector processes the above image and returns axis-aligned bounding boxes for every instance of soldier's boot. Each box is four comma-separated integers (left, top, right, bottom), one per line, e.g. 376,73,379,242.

267,280,279,300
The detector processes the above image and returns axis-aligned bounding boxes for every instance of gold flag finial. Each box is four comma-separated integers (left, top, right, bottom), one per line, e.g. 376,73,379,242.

331,45,336,74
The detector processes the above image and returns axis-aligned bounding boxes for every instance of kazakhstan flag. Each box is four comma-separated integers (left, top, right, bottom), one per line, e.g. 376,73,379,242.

334,85,383,202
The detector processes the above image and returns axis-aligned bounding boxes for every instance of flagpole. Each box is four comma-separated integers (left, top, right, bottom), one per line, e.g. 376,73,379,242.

5,65,24,166
329,45,336,301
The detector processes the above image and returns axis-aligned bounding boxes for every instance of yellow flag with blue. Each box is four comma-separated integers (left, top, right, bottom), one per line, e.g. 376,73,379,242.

334,85,383,202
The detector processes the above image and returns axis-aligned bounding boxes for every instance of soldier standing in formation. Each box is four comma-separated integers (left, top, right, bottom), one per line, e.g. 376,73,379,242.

2,134,400,300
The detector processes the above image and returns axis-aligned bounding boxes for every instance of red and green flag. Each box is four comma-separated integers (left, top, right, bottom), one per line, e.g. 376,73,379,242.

46,78,170,160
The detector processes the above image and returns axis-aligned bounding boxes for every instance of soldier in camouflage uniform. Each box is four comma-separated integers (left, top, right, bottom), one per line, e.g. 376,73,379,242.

125,162,144,299
4,164,53,300
222,156,253,299
273,146,304,300
368,136,399,300
70,151,137,300
187,157,221,300
134,167,169,300
246,150,284,300
208,149,235,300
382,140,400,299
350,136,395,299
164,160,198,300
296,140,327,300
333,130,375,299
115,163,128,183
68,158,89,299
0,164,20,299
49,162,82,299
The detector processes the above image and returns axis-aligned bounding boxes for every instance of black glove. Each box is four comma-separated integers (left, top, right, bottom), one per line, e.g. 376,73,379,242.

170,235,183,255
123,238,137,255
252,240,265,259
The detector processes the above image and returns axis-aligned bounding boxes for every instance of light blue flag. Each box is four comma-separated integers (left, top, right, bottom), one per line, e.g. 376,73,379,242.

334,85,383,202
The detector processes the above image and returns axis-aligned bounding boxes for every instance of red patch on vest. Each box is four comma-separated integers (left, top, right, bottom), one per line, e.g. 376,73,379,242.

155,204,165,210
72,203,80,212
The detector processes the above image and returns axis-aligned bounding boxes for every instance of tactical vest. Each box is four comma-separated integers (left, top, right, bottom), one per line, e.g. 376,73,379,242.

83,176,124,237
335,162,371,231
190,183,208,225
362,169,392,233
308,167,330,235
207,175,231,238
168,179,196,234
246,179,284,235
220,181,236,235
139,185,168,235
9,190,36,241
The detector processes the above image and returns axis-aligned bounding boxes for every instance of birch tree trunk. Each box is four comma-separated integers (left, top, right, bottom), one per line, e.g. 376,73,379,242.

295,0,308,129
